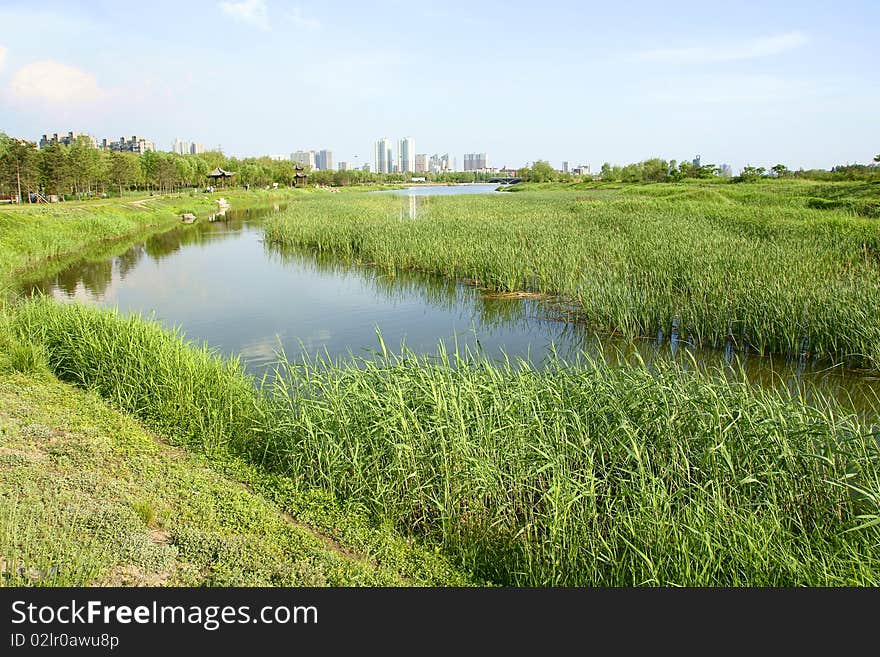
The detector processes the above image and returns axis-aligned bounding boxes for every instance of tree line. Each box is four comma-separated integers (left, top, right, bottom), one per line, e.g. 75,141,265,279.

2,132,877,202
0,133,515,202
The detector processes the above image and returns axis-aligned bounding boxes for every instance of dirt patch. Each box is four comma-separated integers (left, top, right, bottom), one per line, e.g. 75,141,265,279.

481,290,549,300
150,528,171,545
99,564,171,586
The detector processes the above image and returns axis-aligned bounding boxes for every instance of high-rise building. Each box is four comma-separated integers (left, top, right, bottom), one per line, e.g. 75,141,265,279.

172,138,206,155
397,137,415,173
463,153,487,171
102,136,154,153
338,161,350,171
171,138,191,155
429,153,454,173
39,131,98,149
692,155,701,168
292,150,316,169
374,138,393,174
562,161,571,174
719,163,732,178
414,154,428,173
315,149,334,171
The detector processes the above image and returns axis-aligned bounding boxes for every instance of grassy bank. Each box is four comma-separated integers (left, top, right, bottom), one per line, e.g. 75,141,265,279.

0,187,306,289
264,181,880,368
7,300,879,585
0,310,474,587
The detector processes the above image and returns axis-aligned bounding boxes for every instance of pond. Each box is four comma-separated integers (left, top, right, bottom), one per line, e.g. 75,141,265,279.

17,200,880,416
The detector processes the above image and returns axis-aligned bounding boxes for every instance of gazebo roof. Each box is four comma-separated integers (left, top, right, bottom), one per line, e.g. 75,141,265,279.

207,167,235,178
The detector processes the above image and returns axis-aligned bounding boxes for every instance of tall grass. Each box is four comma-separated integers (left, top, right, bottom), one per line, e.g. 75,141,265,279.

9,299,880,585
264,183,880,368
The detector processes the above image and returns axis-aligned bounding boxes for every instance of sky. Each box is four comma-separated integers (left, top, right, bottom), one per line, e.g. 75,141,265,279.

0,0,877,172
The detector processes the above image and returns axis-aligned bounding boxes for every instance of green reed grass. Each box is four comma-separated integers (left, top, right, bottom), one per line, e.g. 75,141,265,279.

264,182,880,369
9,299,880,585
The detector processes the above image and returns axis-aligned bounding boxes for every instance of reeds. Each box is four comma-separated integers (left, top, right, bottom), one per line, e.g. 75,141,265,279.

9,299,880,585
264,184,880,368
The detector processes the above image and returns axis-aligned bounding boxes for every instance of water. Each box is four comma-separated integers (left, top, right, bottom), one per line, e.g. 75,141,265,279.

376,183,502,196
16,200,880,415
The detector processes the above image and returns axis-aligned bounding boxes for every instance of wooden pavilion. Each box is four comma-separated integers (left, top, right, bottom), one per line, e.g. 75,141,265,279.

294,164,309,188
206,167,235,189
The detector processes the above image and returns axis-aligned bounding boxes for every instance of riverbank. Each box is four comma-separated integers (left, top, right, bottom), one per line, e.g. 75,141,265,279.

4,299,879,585
0,188,478,586
0,311,474,586
0,187,310,291
265,180,880,369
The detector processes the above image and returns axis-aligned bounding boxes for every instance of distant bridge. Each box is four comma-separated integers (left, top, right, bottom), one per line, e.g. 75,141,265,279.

487,177,522,185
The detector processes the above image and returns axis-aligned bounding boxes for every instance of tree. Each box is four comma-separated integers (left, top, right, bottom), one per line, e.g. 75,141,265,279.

524,160,557,183
642,158,669,182
67,136,101,196
0,134,38,202
771,163,789,178
36,143,71,196
736,166,766,183
600,162,618,181
108,152,140,196
874,154,880,163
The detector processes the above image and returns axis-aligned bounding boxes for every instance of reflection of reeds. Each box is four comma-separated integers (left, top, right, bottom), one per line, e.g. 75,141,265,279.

8,299,880,586
264,185,880,369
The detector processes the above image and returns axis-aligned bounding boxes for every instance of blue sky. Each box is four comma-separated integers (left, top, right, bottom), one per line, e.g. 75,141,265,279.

0,0,877,171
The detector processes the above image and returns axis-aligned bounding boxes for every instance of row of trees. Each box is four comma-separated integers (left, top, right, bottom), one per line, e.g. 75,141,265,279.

0,133,332,201
595,158,879,184
3,133,878,201
0,133,520,202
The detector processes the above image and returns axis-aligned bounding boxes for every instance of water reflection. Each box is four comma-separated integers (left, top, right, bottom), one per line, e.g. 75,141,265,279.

25,204,286,298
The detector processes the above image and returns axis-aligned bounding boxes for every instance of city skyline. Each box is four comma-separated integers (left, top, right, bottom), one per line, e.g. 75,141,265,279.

26,127,742,176
0,1,876,173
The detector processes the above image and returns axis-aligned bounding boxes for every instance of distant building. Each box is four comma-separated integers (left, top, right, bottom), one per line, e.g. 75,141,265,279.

374,138,393,174
572,164,591,176
102,136,155,153
719,163,733,177
316,149,334,171
292,150,316,169
463,153,487,171
429,153,454,173
190,143,205,155
362,163,371,172
338,161,350,171
171,138,192,155
414,154,428,173
397,137,415,173
692,154,701,168
39,131,98,149
562,161,570,174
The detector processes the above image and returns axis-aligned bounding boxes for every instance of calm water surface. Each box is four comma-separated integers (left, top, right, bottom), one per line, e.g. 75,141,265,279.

17,195,880,415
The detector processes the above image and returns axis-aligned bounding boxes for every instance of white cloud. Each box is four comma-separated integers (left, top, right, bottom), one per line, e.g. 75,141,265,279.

7,60,107,105
288,8,320,31
632,32,808,64
0,46,7,72
220,0,270,31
